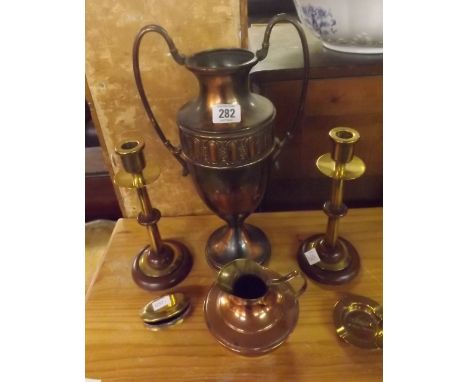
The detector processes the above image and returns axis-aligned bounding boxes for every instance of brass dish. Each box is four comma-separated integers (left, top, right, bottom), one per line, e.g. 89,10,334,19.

334,294,383,349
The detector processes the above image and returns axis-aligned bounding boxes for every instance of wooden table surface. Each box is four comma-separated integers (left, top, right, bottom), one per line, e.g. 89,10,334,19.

86,208,382,381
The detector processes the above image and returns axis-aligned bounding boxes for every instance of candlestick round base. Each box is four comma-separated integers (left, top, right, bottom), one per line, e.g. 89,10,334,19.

297,234,360,285
205,223,271,270
132,240,193,291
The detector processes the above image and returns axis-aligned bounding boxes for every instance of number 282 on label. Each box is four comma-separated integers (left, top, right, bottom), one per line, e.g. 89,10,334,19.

212,104,241,123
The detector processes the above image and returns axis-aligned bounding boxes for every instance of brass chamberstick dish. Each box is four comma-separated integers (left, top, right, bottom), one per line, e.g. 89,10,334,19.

334,294,383,349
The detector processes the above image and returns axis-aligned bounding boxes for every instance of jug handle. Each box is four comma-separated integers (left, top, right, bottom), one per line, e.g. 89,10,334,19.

132,25,189,176
255,14,310,162
270,270,307,298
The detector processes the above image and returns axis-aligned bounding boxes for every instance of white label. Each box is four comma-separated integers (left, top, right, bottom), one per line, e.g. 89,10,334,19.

212,104,241,123
151,295,172,311
304,248,321,265
85,379,101,382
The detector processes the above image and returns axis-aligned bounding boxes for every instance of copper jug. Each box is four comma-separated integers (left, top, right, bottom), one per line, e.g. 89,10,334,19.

133,14,310,269
204,258,307,355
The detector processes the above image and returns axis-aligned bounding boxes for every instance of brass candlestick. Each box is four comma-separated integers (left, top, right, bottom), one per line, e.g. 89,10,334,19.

114,139,192,291
297,127,366,285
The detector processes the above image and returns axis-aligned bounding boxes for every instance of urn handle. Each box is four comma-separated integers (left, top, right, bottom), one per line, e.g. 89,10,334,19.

256,14,310,162
132,25,189,176
270,270,307,298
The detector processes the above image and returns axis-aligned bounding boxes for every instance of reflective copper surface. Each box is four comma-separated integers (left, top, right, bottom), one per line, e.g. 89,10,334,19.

204,259,306,356
133,14,310,269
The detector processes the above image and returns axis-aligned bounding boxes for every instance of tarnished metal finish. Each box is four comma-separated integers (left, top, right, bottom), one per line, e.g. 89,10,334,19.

188,159,272,269
179,124,274,168
114,139,192,291
177,48,276,169
204,259,307,355
255,14,310,160
297,127,365,285
133,14,310,269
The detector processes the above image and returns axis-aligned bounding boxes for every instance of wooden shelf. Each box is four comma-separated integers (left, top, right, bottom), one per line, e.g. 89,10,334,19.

249,23,383,82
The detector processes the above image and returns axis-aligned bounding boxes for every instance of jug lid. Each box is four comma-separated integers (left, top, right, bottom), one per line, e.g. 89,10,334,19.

140,293,190,325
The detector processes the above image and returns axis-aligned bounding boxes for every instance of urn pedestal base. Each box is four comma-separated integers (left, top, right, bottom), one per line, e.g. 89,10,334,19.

132,240,193,291
205,223,271,270
297,234,360,285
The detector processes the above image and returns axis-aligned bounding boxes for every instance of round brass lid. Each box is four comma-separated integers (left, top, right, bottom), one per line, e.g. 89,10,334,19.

140,293,190,325
142,304,191,331
334,294,383,349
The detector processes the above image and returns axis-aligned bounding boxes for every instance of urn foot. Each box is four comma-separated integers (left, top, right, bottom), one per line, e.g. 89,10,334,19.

132,240,193,291
297,234,360,285
205,223,271,270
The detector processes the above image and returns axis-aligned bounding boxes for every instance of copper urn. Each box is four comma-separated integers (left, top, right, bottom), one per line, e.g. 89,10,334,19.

133,14,310,269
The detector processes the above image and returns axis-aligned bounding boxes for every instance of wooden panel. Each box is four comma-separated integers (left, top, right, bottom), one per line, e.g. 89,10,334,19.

86,80,126,216
86,0,242,217
85,175,122,222
85,146,108,175
86,208,383,381
255,76,383,211
240,0,249,48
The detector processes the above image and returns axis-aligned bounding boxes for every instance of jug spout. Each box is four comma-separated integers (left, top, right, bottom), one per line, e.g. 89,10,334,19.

216,259,307,299
216,259,266,296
